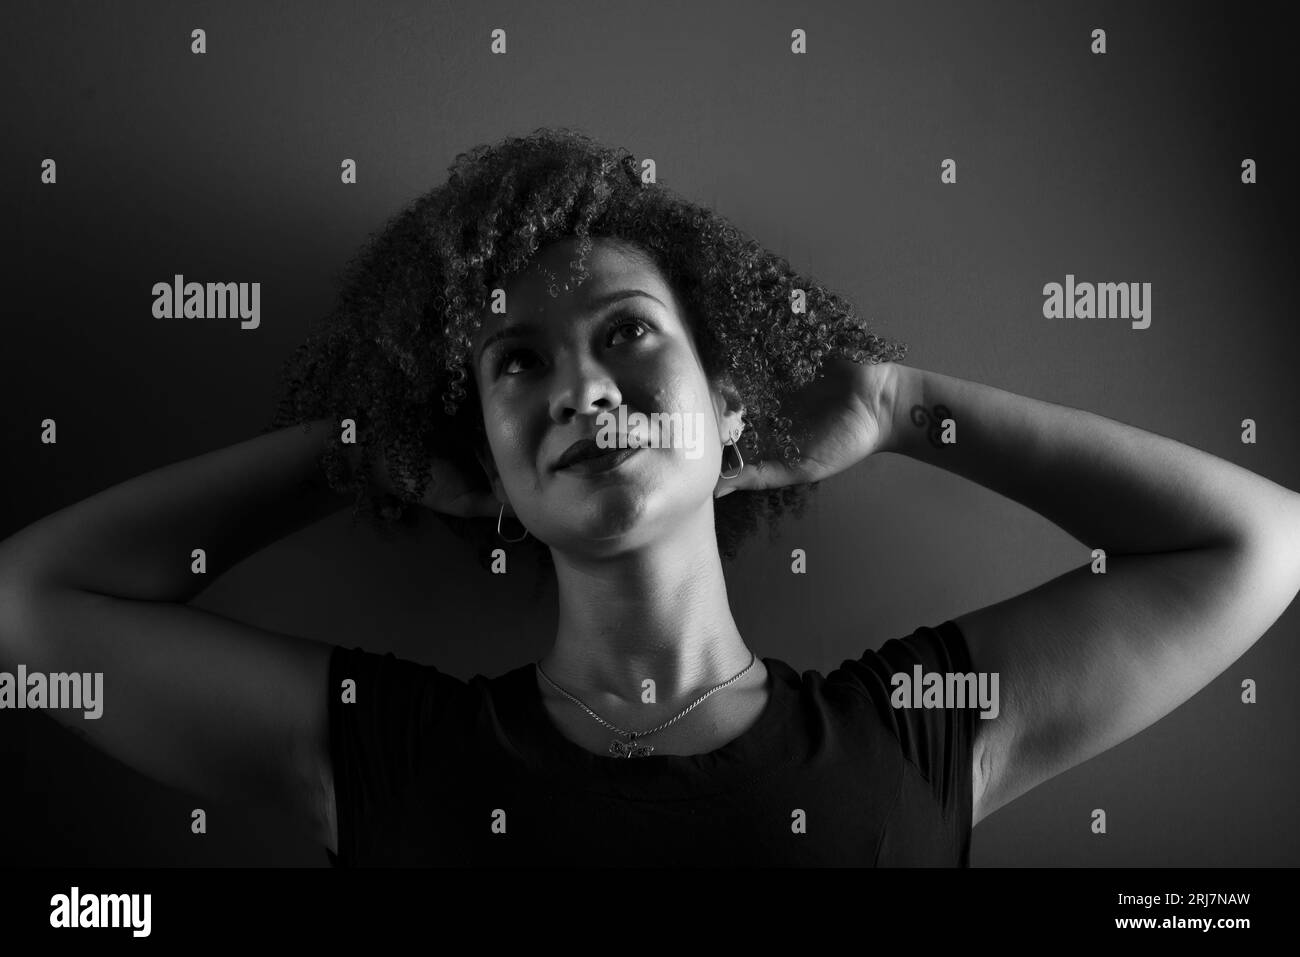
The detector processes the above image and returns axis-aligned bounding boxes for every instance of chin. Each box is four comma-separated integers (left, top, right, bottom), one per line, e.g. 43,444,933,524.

551,490,684,551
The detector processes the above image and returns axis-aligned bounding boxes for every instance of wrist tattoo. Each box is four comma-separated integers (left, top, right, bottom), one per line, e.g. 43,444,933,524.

908,403,953,449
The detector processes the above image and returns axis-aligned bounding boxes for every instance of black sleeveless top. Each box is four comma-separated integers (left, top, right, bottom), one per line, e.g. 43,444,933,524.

326,620,977,866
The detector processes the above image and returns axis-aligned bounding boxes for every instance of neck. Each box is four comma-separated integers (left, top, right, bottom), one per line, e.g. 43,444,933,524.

539,503,752,709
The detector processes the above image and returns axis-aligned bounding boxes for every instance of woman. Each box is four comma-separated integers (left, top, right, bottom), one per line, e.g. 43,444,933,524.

1,128,1297,867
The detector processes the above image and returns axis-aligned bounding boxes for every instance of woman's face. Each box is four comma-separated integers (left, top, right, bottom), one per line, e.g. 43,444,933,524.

470,237,744,556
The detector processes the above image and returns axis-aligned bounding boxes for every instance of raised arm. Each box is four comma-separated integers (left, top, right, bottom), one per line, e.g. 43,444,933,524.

879,364,1300,827
0,418,359,853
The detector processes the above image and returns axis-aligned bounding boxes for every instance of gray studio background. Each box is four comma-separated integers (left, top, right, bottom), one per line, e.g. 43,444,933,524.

2,0,1296,866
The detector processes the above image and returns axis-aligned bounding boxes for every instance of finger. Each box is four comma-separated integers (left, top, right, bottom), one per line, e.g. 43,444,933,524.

714,473,744,498
714,463,762,498
735,458,800,492
476,492,506,518
450,491,502,519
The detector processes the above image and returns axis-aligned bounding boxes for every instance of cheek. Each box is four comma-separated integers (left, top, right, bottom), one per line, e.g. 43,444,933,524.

643,384,719,468
481,401,527,466
648,360,708,413
486,405,554,497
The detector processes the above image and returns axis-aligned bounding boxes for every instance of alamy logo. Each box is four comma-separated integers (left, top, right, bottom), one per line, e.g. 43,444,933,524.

0,665,102,718
890,667,1000,719
50,886,151,937
151,274,261,329
1042,274,1151,329
595,406,709,459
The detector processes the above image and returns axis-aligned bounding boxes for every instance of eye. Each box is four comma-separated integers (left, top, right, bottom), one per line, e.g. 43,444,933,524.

495,314,652,377
497,348,538,376
607,315,651,345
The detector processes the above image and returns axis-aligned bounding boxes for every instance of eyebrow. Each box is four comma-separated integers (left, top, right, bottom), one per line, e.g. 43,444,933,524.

475,289,668,365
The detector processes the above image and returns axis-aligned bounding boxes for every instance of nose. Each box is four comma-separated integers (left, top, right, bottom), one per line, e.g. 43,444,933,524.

548,348,623,424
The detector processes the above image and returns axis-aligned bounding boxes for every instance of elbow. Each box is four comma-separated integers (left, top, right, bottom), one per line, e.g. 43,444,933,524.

1239,492,1300,573
1220,494,1300,623
0,563,63,666
0,575,32,666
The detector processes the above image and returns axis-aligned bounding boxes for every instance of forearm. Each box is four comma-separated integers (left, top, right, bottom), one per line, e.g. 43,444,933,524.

882,364,1300,555
0,418,355,602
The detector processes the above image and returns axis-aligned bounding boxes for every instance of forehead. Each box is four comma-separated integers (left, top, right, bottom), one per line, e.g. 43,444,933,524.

473,238,678,347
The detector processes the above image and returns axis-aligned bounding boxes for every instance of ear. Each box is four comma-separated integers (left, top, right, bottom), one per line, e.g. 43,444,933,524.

711,375,746,444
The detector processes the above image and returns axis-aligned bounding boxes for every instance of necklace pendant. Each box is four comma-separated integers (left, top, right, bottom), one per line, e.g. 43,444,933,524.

609,734,654,758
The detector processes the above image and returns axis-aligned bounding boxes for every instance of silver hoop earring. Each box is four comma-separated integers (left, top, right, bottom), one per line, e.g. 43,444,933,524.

497,503,530,543
720,435,744,480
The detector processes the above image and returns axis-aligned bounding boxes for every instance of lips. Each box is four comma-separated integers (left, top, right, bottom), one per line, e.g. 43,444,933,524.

554,435,639,471
555,439,600,470
558,445,642,475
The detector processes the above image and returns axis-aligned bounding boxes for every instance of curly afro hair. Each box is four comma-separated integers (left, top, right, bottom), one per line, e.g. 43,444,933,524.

265,127,907,591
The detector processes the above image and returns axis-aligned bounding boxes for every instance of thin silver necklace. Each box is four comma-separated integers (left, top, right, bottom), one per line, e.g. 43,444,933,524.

535,652,758,758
